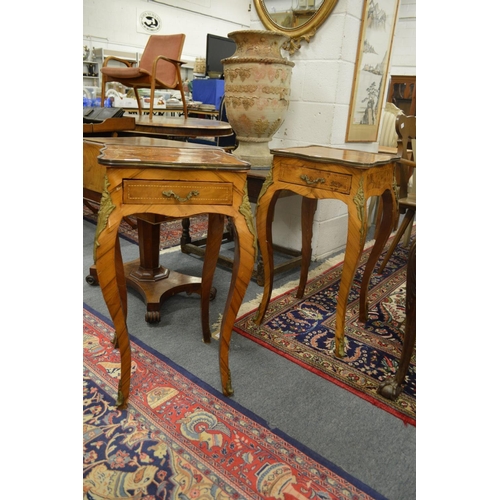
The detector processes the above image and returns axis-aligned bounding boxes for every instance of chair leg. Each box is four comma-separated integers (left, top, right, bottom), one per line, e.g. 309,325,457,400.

100,77,107,107
176,67,188,118
134,88,143,116
377,208,415,274
377,240,416,400
149,80,156,121
402,213,415,247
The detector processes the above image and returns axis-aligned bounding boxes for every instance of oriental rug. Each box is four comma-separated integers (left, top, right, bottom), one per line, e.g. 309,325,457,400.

83,202,212,251
233,231,416,426
83,305,387,500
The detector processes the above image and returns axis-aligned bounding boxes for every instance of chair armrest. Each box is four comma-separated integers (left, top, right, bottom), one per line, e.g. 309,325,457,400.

153,55,186,67
102,56,135,68
151,56,186,87
398,158,416,168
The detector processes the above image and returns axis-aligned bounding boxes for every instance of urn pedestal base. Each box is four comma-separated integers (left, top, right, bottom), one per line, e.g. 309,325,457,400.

233,140,273,169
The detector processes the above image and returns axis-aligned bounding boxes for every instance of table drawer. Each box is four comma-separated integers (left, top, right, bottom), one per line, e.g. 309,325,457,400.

278,166,352,194
123,180,233,205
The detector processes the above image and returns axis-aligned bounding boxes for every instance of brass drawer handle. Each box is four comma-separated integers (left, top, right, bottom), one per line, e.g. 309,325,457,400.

300,174,325,186
162,190,200,202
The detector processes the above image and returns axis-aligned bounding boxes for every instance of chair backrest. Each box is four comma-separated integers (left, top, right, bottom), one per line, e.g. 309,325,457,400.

139,34,186,87
395,114,416,199
378,102,403,149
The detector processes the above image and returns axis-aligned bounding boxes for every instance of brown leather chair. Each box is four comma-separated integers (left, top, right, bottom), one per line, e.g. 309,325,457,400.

378,113,416,273
100,34,188,119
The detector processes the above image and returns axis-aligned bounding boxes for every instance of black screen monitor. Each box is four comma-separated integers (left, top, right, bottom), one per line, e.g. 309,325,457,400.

205,34,236,79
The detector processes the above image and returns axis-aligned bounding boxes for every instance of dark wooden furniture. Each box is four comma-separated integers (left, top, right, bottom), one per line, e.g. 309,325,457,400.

130,115,233,139
254,146,398,358
378,240,416,400
387,75,416,116
94,143,256,408
83,116,135,136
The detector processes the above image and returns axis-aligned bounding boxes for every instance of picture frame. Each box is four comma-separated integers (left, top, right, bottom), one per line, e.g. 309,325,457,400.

346,0,400,142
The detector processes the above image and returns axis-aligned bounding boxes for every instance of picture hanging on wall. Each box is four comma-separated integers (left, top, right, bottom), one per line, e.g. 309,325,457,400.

137,10,162,34
346,0,400,142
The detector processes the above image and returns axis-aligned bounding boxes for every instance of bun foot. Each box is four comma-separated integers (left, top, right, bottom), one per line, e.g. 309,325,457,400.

377,378,403,401
145,310,161,323
86,274,98,286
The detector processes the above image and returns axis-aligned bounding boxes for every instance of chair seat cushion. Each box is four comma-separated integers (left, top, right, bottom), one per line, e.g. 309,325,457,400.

101,66,151,79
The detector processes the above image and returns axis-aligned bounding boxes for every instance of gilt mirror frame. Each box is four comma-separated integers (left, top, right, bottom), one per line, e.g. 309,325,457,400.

254,0,339,54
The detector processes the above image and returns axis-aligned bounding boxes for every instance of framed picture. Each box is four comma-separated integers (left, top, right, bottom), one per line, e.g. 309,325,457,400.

346,0,400,142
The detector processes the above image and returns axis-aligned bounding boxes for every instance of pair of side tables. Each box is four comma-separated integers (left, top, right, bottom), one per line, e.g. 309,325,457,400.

93,142,397,408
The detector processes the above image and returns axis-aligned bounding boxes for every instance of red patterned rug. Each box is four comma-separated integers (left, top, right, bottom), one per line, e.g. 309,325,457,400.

83,202,211,251
83,305,387,499
233,231,416,426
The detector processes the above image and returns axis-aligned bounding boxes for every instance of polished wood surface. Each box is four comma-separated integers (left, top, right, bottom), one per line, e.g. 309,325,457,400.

255,145,398,358
94,144,256,408
83,116,135,136
132,116,233,138
84,136,208,200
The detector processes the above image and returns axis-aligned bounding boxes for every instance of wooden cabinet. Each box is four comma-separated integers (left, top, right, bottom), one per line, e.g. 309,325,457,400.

387,75,416,115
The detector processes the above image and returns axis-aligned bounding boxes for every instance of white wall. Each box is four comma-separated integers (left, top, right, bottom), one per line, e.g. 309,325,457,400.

83,0,416,260
83,0,251,65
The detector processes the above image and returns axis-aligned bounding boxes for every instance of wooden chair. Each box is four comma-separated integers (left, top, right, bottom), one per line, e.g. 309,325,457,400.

100,34,188,119
377,113,416,273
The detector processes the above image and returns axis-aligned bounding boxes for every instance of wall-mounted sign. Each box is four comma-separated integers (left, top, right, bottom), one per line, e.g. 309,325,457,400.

139,11,162,33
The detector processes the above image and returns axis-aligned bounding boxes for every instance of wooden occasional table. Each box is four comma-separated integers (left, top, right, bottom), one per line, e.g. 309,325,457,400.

84,137,227,323
254,145,398,357
94,144,256,408
124,115,233,139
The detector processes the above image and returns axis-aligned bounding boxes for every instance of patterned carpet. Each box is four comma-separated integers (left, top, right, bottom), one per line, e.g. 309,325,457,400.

83,305,387,499
83,201,212,251
233,231,416,426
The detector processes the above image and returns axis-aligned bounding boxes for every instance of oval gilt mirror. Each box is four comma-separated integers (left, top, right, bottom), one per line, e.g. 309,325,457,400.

254,0,339,54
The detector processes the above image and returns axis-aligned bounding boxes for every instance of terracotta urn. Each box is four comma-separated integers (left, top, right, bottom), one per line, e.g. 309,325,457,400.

222,30,294,168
